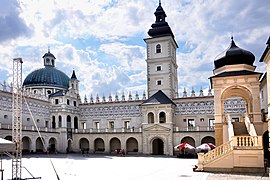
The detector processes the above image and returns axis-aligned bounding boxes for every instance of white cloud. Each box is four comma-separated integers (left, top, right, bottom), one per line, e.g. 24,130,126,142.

0,0,269,99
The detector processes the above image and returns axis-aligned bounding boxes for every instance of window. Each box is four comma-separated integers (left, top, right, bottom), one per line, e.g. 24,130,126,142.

73,101,77,107
148,112,154,124
200,118,204,122
124,121,130,129
159,112,166,123
94,122,100,129
157,80,162,85
156,65,162,71
67,99,70,105
27,118,30,122
4,115,8,119
52,116,56,128
261,90,264,100
45,121,49,128
209,119,215,127
55,99,59,104
109,121,114,129
82,122,86,129
183,119,186,122
47,90,51,94
231,117,239,122
58,116,62,128
188,119,195,127
37,119,40,123
156,44,161,53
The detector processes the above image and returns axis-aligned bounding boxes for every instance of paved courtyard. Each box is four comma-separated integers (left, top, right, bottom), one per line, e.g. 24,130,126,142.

0,154,268,180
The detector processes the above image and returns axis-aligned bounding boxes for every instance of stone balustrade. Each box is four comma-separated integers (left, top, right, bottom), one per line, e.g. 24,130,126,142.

74,127,142,134
197,135,263,171
174,126,214,132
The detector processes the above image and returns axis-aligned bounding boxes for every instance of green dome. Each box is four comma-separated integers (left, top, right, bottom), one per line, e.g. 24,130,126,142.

23,66,70,89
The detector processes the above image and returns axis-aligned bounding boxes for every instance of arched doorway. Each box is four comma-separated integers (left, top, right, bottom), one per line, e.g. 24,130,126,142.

94,138,105,153
201,136,215,145
263,131,270,161
152,138,164,155
22,136,31,154
79,138,89,152
49,138,57,153
67,139,72,153
126,137,138,154
36,137,45,153
181,136,195,147
110,137,121,153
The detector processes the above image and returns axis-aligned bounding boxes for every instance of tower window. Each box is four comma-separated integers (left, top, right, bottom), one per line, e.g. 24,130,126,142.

67,99,70,105
156,44,161,53
157,80,162,85
55,99,59,104
156,65,162,71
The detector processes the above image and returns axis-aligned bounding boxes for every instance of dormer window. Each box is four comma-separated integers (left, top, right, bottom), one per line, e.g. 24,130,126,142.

156,44,161,53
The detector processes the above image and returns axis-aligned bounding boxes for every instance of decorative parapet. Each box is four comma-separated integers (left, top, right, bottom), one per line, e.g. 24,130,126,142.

82,91,147,104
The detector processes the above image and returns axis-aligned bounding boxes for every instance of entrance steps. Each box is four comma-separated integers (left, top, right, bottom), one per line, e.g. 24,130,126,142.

232,122,249,136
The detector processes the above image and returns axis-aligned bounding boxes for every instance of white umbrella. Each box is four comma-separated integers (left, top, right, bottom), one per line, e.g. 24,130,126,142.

196,143,211,152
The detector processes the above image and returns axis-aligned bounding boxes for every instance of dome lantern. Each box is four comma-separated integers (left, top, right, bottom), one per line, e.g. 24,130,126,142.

42,48,56,67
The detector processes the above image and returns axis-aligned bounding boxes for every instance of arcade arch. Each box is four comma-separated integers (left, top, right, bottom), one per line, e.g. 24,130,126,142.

94,138,105,152
110,137,121,153
201,136,215,145
126,137,138,153
181,136,195,147
22,136,31,153
79,138,89,150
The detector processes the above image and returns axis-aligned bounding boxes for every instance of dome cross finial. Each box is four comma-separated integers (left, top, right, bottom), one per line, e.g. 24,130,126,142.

48,46,50,53
159,0,161,5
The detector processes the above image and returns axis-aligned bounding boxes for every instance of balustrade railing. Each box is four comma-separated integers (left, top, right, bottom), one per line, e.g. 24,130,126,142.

74,127,142,134
0,123,57,133
174,126,214,132
201,135,263,166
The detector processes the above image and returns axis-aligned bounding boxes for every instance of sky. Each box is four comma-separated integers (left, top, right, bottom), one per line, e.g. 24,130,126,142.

0,0,269,100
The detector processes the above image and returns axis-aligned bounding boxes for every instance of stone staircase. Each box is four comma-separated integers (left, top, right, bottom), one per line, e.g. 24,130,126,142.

197,116,263,172
232,122,249,136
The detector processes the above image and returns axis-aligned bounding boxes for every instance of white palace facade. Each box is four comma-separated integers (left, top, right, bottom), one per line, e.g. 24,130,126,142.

0,2,270,171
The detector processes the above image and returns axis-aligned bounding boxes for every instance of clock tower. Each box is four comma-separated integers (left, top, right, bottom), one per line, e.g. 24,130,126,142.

144,1,178,99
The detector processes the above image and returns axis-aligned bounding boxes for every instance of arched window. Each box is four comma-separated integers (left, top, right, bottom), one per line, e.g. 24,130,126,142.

52,116,56,128
159,112,166,123
74,117,78,129
67,115,71,128
58,116,62,127
156,44,161,53
148,112,154,124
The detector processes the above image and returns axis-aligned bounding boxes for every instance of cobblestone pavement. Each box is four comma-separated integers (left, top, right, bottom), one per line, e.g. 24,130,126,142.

0,154,269,180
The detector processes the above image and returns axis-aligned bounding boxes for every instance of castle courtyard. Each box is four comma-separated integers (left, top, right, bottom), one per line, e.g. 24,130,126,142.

0,154,268,180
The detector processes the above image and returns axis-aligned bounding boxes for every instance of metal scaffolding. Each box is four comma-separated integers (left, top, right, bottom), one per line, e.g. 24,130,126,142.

12,58,23,180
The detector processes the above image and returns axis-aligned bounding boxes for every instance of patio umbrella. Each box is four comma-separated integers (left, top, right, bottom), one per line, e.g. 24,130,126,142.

207,143,216,149
196,143,211,152
175,142,195,149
